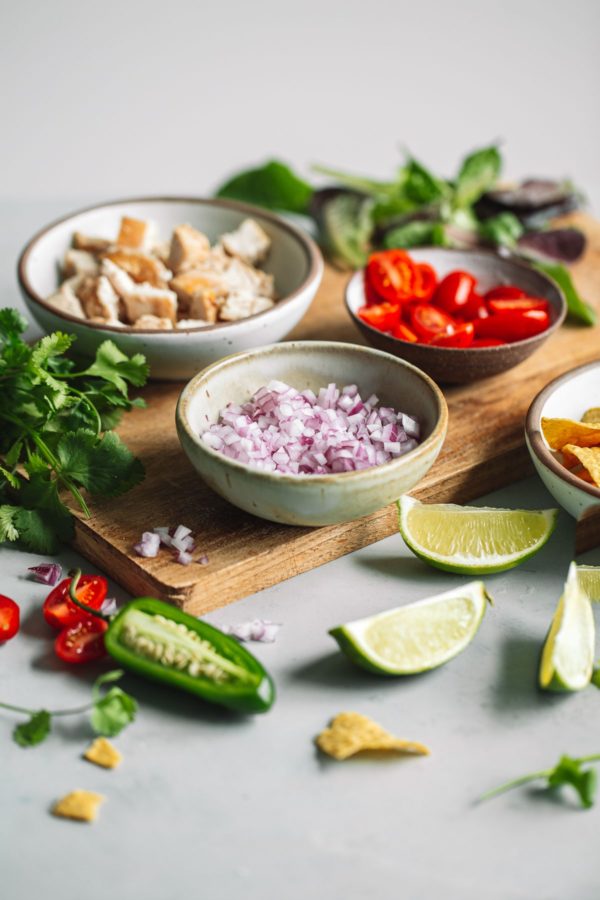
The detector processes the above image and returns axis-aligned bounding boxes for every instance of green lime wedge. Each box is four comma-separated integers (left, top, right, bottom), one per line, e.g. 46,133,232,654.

329,581,491,675
575,564,600,601
539,562,595,692
397,496,558,575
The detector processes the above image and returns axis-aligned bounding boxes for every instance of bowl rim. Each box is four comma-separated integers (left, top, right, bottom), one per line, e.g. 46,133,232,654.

176,340,448,485
344,247,567,353
17,194,324,336
525,359,600,501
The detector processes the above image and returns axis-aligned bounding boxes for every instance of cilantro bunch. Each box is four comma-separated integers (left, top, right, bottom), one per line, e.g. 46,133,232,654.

0,309,148,553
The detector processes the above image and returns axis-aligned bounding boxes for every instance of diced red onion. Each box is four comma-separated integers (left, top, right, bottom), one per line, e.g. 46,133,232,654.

176,549,193,566
28,563,62,586
200,381,421,475
134,531,160,558
223,619,281,643
198,554,209,566
100,597,119,616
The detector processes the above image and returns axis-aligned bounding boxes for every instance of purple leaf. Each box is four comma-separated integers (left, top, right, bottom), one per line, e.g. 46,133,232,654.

517,228,586,263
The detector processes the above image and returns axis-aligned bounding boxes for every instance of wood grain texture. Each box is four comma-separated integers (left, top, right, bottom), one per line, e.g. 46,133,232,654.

71,212,600,614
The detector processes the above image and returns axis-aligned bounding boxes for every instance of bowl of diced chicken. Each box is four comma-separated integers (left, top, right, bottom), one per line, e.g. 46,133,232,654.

17,197,324,380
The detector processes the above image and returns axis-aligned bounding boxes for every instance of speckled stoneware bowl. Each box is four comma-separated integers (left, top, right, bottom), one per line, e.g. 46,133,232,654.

345,247,566,385
176,341,448,526
526,360,600,519
17,196,323,381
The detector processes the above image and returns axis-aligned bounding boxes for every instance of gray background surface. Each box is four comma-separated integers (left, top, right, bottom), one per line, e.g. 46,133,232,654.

1,2,600,899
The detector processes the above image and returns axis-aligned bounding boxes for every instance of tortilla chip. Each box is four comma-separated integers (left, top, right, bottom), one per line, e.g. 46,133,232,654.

582,407,600,425
315,711,430,761
562,444,600,486
52,790,105,822
541,417,600,451
84,737,122,769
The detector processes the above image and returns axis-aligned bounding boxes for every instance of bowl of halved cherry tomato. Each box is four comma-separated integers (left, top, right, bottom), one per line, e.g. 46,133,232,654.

345,248,566,384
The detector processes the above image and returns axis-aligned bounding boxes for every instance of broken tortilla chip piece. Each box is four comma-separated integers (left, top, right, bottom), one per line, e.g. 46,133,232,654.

315,711,430,761
52,790,105,822
84,737,122,769
541,417,600,451
582,407,600,425
561,445,600,486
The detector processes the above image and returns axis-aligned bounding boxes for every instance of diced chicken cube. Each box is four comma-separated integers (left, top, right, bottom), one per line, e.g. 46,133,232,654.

152,240,171,266
168,224,210,274
101,258,137,297
132,315,174,330
170,271,225,321
176,319,212,329
104,249,172,287
77,275,121,321
221,257,275,298
121,285,178,325
88,316,124,327
72,232,112,254
218,292,274,322
221,218,271,265
46,277,85,319
63,249,99,278
116,216,155,251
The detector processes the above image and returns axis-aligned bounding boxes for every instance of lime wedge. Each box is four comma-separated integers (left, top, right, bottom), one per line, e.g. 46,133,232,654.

329,581,491,675
397,496,558,575
539,562,595,692
575,564,600,601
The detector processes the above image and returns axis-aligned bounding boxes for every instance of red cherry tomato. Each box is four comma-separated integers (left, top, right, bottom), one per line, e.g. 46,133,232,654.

462,291,489,320
433,271,477,315
0,596,19,642
484,285,526,302
43,575,108,630
471,338,507,347
358,302,400,333
475,309,550,342
487,297,549,314
429,322,475,348
55,618,108,664
364,277,385,306
412,263,438,301
392,322,419,343
410,303,457,341
366,250,415,303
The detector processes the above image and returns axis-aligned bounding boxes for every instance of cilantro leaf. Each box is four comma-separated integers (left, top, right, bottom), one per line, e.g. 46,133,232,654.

57,429,145,497
13,710,52,747
0,309,27,343
13,506,73,554
83,341,149,396
91,670,137,737
0,466,19,489
548,755,598,809
0,506,19,542
30,333,73,367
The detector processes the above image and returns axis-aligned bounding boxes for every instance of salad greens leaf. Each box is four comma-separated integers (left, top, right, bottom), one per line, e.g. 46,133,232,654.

216,160,313,215
454,145,502,208
478,212,524,248
13,710,52,748
404,158,449,205
383,220,438,249
321,194,374,268
533,261,596,326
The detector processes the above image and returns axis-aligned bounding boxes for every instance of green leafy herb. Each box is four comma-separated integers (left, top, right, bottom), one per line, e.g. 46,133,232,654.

0,670,137,747
478,212,524,248
216,159,313,215
480,753,600,809
321,194,374,268
454,145,502,208
0,316,148,553
532,261,596,326
383,220,438,249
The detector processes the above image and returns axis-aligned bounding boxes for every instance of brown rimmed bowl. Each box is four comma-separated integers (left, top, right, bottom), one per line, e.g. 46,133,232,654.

345,247,566,385
17,196,324,381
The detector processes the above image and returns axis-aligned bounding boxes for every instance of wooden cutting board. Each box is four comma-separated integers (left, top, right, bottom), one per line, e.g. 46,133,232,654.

71,211,600,614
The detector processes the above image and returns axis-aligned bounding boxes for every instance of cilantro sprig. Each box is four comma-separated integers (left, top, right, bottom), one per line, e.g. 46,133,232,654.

480,753,600,809
0,310,148,553
0,670,137,747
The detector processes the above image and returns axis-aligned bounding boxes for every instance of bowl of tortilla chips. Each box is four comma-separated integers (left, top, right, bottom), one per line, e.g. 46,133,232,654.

526,360,600,519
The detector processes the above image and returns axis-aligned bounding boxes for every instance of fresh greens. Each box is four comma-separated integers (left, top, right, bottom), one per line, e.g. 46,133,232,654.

216,159,313,215
480,753,600,809
0,670,137,747
321,194,374,268
0,311,148,553
454,145,502,208
478,212,524,248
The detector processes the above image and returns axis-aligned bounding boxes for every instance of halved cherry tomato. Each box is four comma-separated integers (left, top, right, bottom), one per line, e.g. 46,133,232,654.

366,250,415,303
364,277,385,306
471,338,507,347
412,263,437,301
462,291,489,320
358,302,400,333
0,596,19,642
55,617,108,664
429,322,475,348
484,285,526,302
392,322,419,343
487,297,549,314
475,309,550,342
43,575,108,630
410,303,457,341
433,271,477,316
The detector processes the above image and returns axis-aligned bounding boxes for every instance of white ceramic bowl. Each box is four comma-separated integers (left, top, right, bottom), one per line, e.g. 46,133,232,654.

17,196,323,380
526,360,600,519
176,341,448,527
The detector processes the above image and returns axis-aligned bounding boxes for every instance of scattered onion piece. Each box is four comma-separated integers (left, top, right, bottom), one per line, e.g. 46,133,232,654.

100,597,119,616
224,619,281,643
134,532,160,558
28,563,62,586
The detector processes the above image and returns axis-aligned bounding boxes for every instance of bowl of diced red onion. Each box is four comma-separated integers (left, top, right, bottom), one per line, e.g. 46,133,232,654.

176,341,447,526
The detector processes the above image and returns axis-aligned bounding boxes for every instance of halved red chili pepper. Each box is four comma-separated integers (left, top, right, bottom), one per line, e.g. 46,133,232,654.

429,322,475,348
358,302,400,333
43,575,108,630
471,338,507,347
487,297,549,314
484,285,526,301
412,263,437,301
433,271,477,316
392,322,419,343
0,596,19,642
410,303,457,341
366,250,415,303
475,309,550,342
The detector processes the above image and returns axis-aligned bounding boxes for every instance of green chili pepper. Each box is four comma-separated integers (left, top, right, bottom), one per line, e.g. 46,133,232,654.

68,571,275,714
